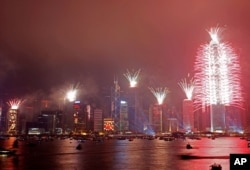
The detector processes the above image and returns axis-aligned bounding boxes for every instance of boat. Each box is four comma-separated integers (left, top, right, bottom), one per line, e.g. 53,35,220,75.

117,136,126,140
128,138,134,141
26,141,37,147
210,163,222,170
164,137,175,141
147,136,155,140
0,148,16,155
179,154,229,160
186,143,193,149
76,144,82,150
13,139,19,148
0,136,9,140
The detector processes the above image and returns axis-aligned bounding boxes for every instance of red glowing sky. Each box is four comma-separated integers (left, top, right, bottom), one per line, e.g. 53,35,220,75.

0,0,250,99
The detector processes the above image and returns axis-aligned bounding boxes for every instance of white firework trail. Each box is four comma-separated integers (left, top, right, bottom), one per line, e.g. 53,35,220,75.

124,69,141,88
149,87,168,105
7,99,23,110
178,78,195,100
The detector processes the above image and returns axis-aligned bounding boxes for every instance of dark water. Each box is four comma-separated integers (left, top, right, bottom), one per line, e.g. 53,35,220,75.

0,136,249,170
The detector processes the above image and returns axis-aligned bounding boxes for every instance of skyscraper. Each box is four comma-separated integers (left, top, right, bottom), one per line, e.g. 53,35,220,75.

194,27,243,132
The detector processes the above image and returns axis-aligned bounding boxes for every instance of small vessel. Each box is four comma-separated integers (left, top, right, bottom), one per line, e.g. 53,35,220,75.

13,139,19,148
147,136,155,140
117,136,126,140
210,163,222,170
0,148,16,155
164,137,175,141
76,144,82,150
128,138,134,141
186,143,193,149
0,136,9,140
26,141,37,147
180,154,228,160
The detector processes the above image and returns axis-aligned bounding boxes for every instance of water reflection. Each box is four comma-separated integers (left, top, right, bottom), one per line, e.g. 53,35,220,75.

0,137,249,170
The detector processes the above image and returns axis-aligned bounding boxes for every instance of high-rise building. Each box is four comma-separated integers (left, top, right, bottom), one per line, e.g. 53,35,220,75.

37,110,63,133
103,118,114,132
182,99,194,132
149,104,161,133
179,77,195,132
7,109,18,134
93,109,103,132
111,77,120,131
194,27,243,132
119,101,129,132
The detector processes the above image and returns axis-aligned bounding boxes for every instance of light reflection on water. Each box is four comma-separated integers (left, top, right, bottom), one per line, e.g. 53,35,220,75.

0,137,249,170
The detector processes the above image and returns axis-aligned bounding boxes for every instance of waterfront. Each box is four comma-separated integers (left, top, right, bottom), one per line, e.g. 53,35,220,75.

0,136,250,170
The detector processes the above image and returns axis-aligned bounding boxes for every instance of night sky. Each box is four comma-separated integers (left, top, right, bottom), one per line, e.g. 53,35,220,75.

1,1,250,104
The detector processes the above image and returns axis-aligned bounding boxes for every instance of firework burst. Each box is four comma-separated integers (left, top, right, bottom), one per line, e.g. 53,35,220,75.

64,83,80,102
194,27,243,108
149,87,168,105
124,69,141,88
7,99,23,110
178,78,195,100
66,88,77,102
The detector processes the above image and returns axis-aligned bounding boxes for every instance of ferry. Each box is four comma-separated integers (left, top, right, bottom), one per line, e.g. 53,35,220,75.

0,148,16,155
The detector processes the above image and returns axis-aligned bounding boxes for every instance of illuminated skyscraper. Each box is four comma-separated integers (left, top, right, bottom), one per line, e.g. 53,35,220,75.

7,99,22,134
124,69,141,132
119,101,129,132
111,77,121,131
182,99,194,132
179,78,195,132
194,27,243,132
93,109,103,132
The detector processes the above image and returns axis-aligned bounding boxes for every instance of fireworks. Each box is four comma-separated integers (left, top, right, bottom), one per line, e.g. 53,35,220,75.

65,83,80,102
194,27,243,108
123,69,141,88
7,99,23,110
149,87,168,105
66,89,77,102
178,77,195,100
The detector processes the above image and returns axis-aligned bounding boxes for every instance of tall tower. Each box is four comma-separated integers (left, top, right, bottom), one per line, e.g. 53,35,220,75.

7,99,22,135
7,109,19,134
179,78,195,132
111,77,120,132
119,101,129,132
182,99,194,132
149,87,168,133
124,69,140,132
194,27,243,132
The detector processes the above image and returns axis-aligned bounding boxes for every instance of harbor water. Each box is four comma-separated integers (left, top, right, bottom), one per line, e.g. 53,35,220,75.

0,136,249,170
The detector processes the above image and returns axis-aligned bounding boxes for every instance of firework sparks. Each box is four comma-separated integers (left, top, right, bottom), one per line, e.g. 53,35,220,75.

65,83,80,102
7,99,23,110
178,78,195,100
123,69,141,88
149,87,168,105
66,90,77,102
194,27,243,132
194,27,243,108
